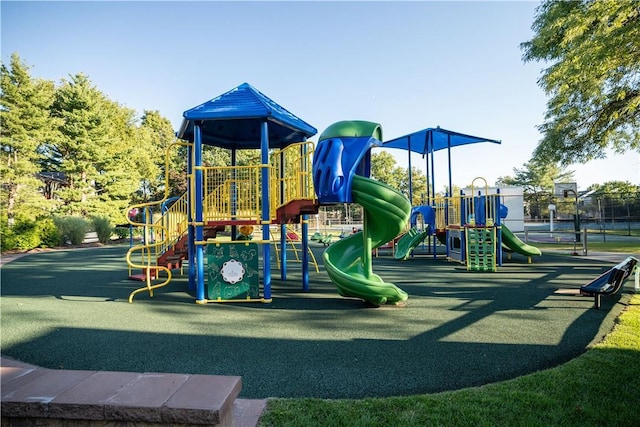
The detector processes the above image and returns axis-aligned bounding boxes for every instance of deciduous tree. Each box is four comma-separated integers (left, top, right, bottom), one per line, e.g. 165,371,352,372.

521,0,640,165
497,160,573,218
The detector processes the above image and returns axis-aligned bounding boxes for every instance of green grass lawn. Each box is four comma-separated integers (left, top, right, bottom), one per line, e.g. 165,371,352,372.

259,294,640,426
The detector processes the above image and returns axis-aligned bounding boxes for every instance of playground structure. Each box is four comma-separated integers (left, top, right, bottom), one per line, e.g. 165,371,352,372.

312,120,411,305
126,83,319,303
377,179,542,271
125,83,542,305
379,128,542,270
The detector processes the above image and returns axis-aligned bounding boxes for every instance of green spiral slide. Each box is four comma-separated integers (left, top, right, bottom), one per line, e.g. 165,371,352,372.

323,174,412,306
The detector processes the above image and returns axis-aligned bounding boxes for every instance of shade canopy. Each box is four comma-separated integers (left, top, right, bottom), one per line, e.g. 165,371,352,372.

382,126,501,154
177,83,317,149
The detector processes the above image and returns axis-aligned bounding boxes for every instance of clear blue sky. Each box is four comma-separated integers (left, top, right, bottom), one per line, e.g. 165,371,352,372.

2,0,638,191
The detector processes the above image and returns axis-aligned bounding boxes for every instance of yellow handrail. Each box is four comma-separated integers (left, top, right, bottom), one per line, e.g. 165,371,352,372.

125,141,191,302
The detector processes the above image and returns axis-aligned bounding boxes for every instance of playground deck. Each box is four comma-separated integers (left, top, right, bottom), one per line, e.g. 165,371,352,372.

1,244,634,404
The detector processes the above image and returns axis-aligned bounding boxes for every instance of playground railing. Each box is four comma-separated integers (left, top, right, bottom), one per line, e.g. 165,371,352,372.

202,165,264,221
446,196,462,227
155,194,189,256
445,193,500,228
271,141,316,210
198,142,316,224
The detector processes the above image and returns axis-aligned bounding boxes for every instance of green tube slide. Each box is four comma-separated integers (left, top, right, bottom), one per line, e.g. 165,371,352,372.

323,175,411,305
394,226,430,261
501,224,542,257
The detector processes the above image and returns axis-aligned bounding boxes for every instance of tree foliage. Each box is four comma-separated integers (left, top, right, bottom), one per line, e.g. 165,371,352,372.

497,159,574,218
0,53,180,245
370,151,398,185
0,54,60,223
47,73,145,223
521,0,640,165
370,151,428,203
138,110,178,201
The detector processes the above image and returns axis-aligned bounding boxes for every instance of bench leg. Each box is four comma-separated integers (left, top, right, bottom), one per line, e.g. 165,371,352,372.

594,294,601,310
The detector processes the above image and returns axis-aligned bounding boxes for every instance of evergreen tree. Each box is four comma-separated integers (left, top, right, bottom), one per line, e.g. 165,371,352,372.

0,53,59,224
48,73,141,223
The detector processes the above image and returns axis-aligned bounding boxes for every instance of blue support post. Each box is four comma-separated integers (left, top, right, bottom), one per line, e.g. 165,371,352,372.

279,150,287,281
430,134,438,260
302,215,309,291
194,123,205,303
444,192,450,259
407,136,413,203
280,223,287,281
187,142,196,291
460,190,467,264
496,189,503,267
301,142,310,291
260,121,272,301
231,149,237,241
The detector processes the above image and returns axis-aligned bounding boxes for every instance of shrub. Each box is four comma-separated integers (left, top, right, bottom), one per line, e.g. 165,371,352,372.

92,216,113,244
53,216,89,246
114,226,130,240
1,214,14,251
9,218,41,250
37,217,61,248
37,218,62,248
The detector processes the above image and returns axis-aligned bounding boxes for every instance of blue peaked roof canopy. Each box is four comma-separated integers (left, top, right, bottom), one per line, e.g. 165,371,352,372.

177,83,317,149
382,126,501,154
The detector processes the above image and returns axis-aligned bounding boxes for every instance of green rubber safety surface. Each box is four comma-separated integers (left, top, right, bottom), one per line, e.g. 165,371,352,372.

0,244,631,399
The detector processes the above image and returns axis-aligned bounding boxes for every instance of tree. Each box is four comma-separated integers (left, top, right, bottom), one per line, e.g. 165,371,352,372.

0,53,59,224
397,167,428,205
48,73,143,223
521,1,640,165
586,180,640,222
138,110,178,201
370,151,398,186
497,159,573,218
370,151,430,204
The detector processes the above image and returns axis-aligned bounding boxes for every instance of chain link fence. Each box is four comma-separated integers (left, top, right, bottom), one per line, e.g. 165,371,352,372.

526,191,640,236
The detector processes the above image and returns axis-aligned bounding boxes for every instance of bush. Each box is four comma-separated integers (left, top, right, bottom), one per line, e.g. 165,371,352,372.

53,216,89,246
114,226,131,240
37,217,61,248
92,216,113,244
1,215,14,251
8,218,41,250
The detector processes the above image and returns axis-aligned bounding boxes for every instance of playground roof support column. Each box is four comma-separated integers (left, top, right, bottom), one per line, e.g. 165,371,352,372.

447,133,453,197
261,121,272,301
408,137,413,204
429,133,435,203
301,142,310,292
231,149,237,241
194,122,206,303
279,150,287,281
424,145,430,204
187,143,196,291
